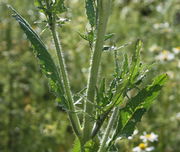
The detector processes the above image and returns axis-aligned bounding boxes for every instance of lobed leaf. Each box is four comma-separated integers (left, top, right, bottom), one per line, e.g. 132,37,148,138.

116,73,168,137
9,6,66,107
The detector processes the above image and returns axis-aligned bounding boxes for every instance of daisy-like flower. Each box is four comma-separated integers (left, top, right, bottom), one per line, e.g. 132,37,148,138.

140,132,158,143
155,50,175,62
133,143,154,152
173,47,180,54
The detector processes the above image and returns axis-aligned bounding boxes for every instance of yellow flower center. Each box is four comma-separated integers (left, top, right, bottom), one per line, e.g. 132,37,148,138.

162,50,168,55
24,104,33,112
175,47,180,50
145,134,151,138
139,143,147,150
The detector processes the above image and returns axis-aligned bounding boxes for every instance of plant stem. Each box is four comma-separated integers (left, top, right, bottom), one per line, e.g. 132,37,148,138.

98,107,119,152
50,19,82,138
83,0,112,142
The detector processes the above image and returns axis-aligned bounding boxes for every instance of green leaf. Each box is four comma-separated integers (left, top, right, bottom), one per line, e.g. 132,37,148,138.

116,73,168,137
53,0,67,14
72,138,81,152
129,40,142,83
84,140,100,152
34,0,47,13
96,78,108,106
78,32,89,41
9,6,67,107
104,33,115,41
85,0,96,27
72,139,99,152
78,31,94,42
120,53,129,78
34,0,40,7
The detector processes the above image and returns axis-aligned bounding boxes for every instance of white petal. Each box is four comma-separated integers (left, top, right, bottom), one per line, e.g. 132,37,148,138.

146,146,155,151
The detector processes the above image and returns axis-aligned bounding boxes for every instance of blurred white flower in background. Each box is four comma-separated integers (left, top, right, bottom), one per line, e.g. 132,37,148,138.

176,112,180,119
156,4,164,13
153,22,172,33
167,71,174,79
172,47,180,54
153,22,169,29
149,44,161,53
177,60,180,68
140,132,158,143
128,129,139,140
133,143,154,152
155,50,175,62
170,112,180,121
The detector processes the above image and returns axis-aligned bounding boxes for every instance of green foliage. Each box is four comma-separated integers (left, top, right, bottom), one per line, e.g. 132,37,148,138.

1,0,179,151
92,42,167,150
85,0,96,27
72,138,81,152
116,74,168,138
34,0,67,14
53,0,67,14
9,6,67,107
8,4,168,152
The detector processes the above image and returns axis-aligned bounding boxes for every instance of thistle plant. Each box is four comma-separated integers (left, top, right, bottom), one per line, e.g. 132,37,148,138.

8,0,167,151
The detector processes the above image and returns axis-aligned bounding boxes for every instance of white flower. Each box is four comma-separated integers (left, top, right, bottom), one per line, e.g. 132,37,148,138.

149,44,161,53
128,129,138,140
177,60,180,68
176,112,180,119
167,71,174,79
156,5,163,13
133,143,154,152
155,50,175,62
153,22,169,29
140,132,158,143
173,47,180,54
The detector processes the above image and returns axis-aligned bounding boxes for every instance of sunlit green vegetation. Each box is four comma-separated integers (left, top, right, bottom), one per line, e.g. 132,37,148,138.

0,0,179,152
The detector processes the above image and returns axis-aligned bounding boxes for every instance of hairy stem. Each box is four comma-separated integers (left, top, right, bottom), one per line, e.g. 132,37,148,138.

98,107,119,152
83,0,112,142
50,18,82,138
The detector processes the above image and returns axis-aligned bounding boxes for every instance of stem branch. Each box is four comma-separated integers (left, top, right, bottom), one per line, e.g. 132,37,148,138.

50,18,82,138
83,0,112,142
98,107,119,152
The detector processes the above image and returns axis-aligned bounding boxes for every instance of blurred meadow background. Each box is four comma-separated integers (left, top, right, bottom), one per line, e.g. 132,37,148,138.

0,0,179,152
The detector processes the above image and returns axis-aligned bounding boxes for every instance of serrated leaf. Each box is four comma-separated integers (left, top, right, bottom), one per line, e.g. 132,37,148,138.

119,108,146,137
85,0,96,27
9,6,66,107
72,138,81,152
116,73,168,137
129,40,142,83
